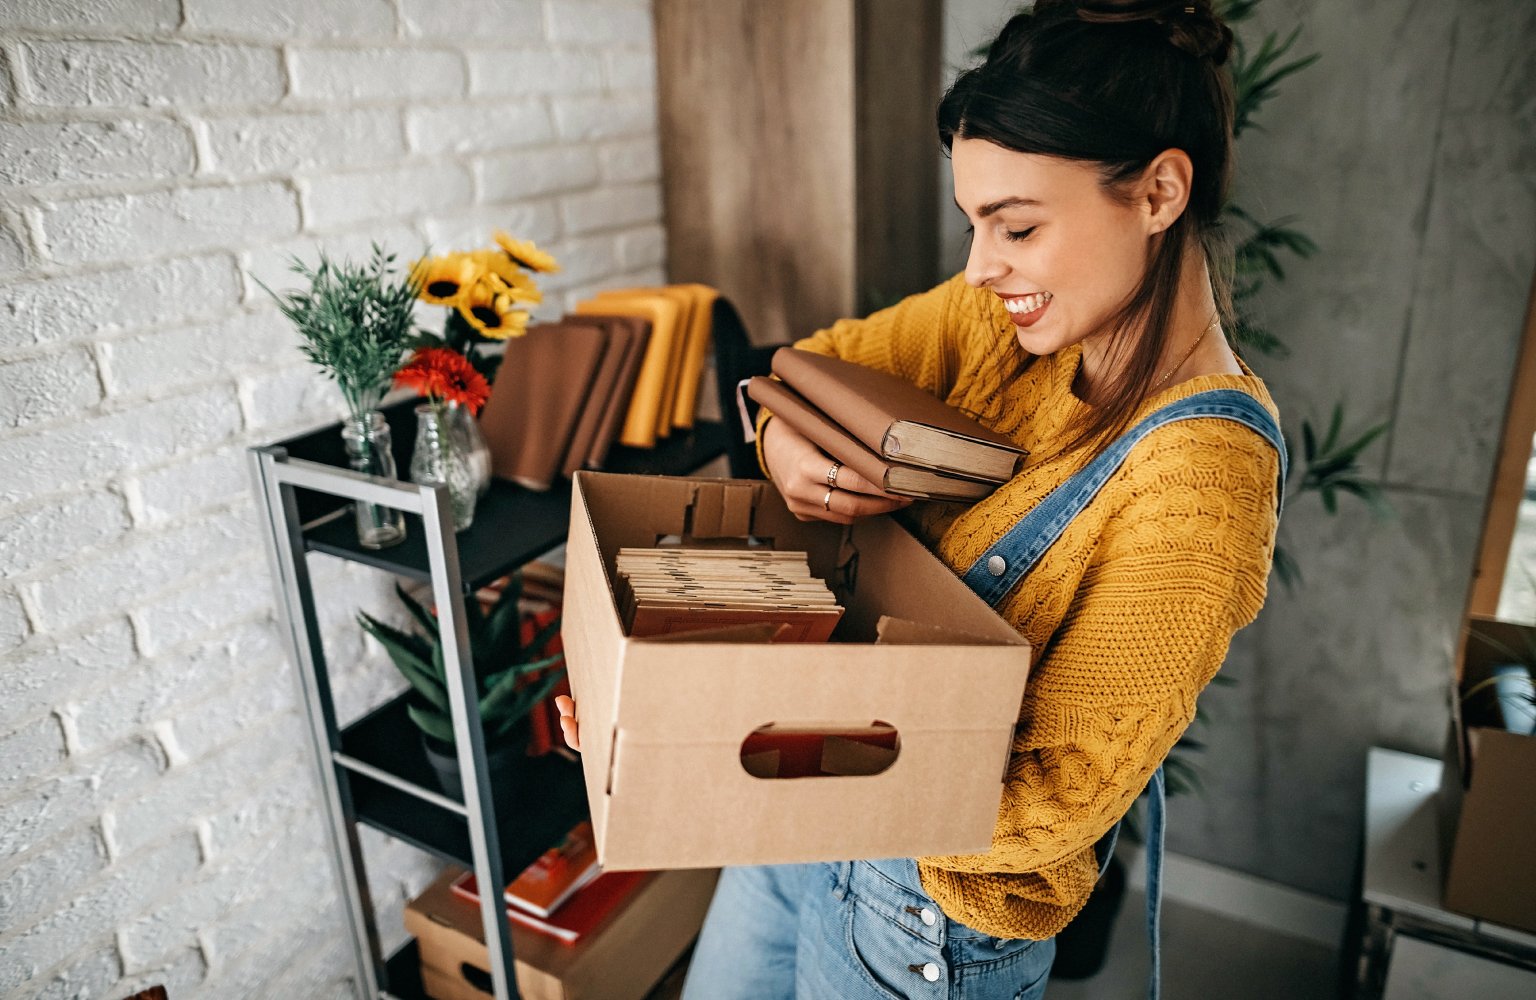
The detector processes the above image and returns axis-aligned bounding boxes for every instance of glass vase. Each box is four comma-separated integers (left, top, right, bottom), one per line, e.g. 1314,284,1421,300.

446,400,492,499
411,403,481,531
340,411,407,550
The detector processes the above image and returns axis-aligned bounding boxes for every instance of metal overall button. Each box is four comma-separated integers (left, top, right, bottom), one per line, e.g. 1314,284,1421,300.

908,962,942,982
904,904,937,927
986,555,1007,576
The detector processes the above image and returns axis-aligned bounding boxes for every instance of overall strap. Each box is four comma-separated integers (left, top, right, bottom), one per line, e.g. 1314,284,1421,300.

962,388,1287,607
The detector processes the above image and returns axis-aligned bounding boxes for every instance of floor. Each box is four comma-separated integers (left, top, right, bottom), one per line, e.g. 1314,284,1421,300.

1045,887,1342,1000
645,888,1342,999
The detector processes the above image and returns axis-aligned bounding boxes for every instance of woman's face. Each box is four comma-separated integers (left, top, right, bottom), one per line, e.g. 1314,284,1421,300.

951,137,1156,359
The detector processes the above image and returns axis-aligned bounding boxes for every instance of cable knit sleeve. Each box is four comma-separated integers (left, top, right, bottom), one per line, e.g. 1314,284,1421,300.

915,420,1280,936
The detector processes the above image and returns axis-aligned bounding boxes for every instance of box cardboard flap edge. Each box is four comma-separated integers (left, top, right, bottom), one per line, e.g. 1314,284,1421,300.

562,471,1033,869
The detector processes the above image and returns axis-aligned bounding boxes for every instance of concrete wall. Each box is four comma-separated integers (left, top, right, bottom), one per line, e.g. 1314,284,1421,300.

0,2,663,997
942,0,1536,901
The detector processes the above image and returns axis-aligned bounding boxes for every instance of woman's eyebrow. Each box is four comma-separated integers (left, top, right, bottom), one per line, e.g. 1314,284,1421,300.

954,196,1044,218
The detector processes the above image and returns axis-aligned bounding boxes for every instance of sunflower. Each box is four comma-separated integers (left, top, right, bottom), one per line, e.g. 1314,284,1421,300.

412,254,481,305
457,274,532,339
468,250,543,305
393,346,490,414
492,231,560,274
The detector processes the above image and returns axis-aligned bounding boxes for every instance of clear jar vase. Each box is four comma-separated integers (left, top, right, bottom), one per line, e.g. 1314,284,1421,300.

411,403,481,531
446,400,492,500
340,411,407,550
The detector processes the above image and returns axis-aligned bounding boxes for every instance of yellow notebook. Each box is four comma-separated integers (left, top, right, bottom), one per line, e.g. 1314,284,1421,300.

591,288,693,438
669,284,718,429
573,294,681,448
594,285,718,430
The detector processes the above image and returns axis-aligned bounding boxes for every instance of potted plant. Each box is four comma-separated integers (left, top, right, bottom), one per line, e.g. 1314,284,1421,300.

357,572,566,803
257,245,420,550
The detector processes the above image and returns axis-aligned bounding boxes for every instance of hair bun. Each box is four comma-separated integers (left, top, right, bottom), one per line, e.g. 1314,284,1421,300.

1043,0,1234,66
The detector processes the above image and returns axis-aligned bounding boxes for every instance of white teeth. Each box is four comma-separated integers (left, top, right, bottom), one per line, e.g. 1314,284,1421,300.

1004,292,1051,314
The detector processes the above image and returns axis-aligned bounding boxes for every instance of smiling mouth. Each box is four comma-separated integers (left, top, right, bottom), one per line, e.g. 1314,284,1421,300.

1001,291,1052,315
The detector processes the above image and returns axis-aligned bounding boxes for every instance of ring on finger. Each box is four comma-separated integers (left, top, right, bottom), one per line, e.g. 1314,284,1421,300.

823,487,835,512
826,462,842,487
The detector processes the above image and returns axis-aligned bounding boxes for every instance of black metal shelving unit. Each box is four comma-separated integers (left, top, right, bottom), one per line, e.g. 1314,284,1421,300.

249,404,727,1000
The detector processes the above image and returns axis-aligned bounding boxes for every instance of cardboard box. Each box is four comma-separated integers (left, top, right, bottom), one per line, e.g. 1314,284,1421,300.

404,865,719,1000
1437,615,1536,933
561,472,1033,871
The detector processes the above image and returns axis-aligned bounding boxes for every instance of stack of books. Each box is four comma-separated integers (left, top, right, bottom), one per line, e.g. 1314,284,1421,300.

476,284,719,491
615,547,844,642
747,348,1028,502
574,284,718,448
450,819,653,946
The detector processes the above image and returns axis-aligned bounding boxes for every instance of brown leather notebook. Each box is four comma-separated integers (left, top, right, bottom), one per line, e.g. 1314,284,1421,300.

746,376,996,502
478,323,608,491
558,315,652,477
770,348,1027,482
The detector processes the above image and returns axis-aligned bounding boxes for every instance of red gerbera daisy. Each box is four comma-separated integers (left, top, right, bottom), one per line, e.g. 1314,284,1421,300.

394,347,490,415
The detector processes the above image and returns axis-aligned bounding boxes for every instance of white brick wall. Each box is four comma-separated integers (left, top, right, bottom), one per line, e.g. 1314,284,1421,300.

0,2,665,996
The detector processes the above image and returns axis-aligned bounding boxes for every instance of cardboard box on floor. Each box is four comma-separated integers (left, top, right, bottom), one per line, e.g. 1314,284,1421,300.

1437,615,1536,934
561,472,1033,871
405,865,719,1000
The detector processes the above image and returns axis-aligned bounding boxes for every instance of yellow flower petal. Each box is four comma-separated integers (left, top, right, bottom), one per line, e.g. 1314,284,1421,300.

414,254,479,305
492,231,560,274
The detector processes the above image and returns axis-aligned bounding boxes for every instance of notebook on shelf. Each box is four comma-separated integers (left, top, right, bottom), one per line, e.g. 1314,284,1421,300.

477,322,608,491
557,314,651,477
574,294,683,448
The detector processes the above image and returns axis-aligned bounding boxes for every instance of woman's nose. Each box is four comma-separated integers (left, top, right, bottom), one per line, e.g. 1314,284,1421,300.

964,236,1006,288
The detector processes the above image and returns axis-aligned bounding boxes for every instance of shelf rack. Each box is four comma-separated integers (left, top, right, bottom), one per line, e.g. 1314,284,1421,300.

249,399,727,1000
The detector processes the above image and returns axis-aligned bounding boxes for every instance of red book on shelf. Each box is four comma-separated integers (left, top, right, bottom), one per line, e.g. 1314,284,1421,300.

460,819,600,917
449,869,654,946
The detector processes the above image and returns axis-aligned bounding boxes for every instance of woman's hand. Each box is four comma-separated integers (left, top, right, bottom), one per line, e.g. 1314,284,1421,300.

761,416,912,525
554,694,580,752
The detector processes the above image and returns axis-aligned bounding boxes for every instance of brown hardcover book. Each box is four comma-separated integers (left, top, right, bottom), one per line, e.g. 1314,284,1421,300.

478,322,608,491
770,348,1027,482
557,315,651,477
746,377,997,502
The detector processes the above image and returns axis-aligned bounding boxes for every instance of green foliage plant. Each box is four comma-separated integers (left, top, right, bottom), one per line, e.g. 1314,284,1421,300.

357,573,566,749
255,244,422,420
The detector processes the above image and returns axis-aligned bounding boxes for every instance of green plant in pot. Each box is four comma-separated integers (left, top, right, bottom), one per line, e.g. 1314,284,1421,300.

357,573,565,804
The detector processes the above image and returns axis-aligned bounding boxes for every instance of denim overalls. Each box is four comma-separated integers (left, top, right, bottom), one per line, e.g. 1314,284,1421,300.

682,389,1287,1000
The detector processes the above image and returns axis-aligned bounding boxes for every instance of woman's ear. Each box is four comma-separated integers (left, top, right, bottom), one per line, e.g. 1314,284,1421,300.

1140,149,1194,235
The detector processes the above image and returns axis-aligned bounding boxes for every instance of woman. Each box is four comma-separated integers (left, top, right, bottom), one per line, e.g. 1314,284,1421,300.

556,2,1284,997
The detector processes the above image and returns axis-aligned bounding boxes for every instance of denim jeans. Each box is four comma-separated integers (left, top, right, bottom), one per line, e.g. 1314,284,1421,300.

680,857,1054,1000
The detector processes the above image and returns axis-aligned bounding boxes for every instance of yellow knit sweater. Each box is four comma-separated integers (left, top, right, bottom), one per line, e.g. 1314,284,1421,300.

757,273,1281,940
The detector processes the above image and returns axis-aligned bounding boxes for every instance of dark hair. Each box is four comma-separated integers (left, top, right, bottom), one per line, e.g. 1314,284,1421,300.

938,0,1237,458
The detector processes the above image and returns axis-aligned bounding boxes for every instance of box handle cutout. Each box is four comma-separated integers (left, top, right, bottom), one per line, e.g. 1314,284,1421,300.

739,721,900,779
459,962,493,994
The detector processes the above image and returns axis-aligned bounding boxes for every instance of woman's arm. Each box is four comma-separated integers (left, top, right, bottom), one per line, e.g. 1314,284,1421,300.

918,436,1280,878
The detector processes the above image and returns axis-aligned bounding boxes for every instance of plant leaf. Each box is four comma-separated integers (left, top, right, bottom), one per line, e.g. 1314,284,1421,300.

358,612,449,713
487,669,568,738
394,582,439,638
407,700,456,744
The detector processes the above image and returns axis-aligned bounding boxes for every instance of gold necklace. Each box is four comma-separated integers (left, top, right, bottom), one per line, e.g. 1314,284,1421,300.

1153,313,1220,390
